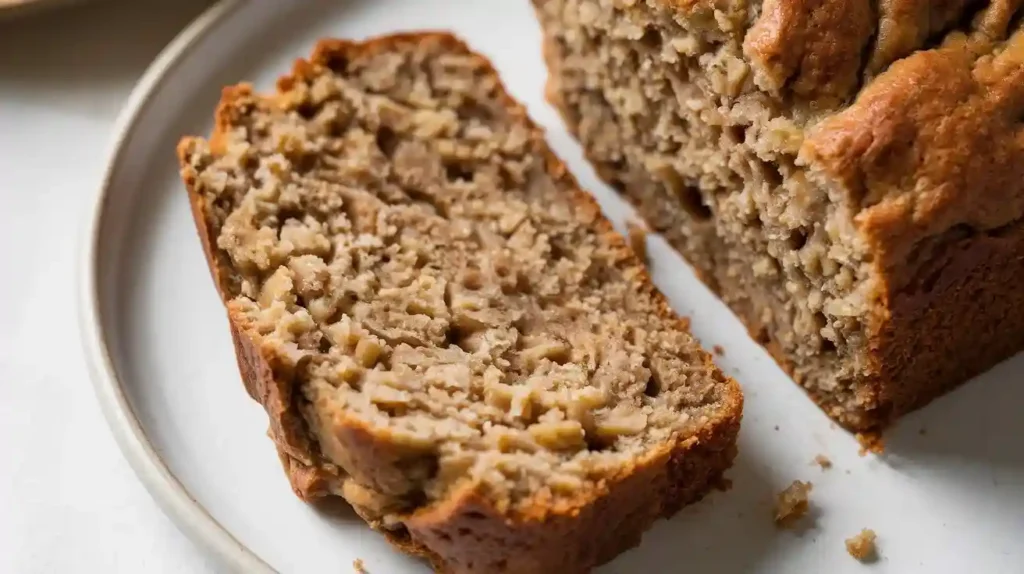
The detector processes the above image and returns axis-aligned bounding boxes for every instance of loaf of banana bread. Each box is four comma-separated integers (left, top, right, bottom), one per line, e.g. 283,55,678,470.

535,0,1024,432
177,33,742,573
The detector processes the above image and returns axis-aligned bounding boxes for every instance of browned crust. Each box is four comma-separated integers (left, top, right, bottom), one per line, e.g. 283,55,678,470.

738,0,1021,105
867,218,1024,426
803,32,1024,266
180,130,332,494
404,420,738,573
740,0,1022,101
742,0,875,103
802,27,1024,429
177,32,742,573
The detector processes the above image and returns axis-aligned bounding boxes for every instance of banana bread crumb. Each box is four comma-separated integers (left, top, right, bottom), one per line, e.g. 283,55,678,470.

774,480,812,527
352,558,367,574
856,433,886,456
177,32,742,574
713,345,725,357
813,454,832,470
626,219,648,264
845,529,878,562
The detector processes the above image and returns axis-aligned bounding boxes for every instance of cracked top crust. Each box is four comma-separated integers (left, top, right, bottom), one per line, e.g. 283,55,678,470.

803,28,1024,269
642,0,1024,253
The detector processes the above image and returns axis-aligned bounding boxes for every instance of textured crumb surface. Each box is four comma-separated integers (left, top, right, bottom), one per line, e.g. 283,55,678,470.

178,32,741,574
813,454,832,470
535,0,1024,432
845,529,878,562
773,480,812,527
181,32,730,519
352,558,368,574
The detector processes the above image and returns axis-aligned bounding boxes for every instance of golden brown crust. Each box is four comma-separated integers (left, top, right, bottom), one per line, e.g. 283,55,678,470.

743,0,875,103
801,27,1024,427
867,0,972,74
178,32,742,573
803,31,1024,265
178,134,340,498
404,422,738,573
868,219,1024,424
666,0,1023,109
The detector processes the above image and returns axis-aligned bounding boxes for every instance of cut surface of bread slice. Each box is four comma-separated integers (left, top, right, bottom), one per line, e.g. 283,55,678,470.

178,32,741,573
535,0,1024,432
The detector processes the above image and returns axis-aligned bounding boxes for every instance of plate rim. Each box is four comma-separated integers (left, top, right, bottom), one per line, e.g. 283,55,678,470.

77,0,274,572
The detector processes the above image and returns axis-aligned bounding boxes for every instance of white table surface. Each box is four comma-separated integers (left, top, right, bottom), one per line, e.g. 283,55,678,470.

0,1,219,571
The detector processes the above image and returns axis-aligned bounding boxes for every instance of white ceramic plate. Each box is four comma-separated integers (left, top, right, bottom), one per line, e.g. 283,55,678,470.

80,1,1024,572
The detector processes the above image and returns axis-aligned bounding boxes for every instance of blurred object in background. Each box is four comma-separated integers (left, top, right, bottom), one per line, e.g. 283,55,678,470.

0,0,94,20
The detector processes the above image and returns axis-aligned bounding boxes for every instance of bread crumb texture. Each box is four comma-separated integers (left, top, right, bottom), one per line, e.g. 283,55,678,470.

352,558,368,574
178,33,742,574
813,454,832,470
535,0,1024,432
845,528,879,562
774,480,812,527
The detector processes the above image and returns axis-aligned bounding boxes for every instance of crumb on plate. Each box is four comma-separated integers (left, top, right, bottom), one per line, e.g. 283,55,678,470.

626,219,648,263
353,558,368,574
713,344,725,356
715,477,734,492
845,529,878,562
856,432,885,456
774,480,813,527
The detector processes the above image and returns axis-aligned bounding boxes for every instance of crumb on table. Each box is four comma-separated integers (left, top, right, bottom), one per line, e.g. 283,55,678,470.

715,477,734,492
774,480,813,527
845,529,878,562
713,344,725,356
856,432,886,456
626,219,648,264
353,558,368,574
813,454,832,470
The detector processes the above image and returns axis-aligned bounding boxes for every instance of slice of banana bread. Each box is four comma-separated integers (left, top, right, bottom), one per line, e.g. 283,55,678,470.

177,33,742,573
535,0,1024,432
